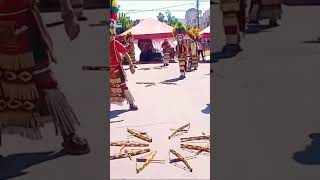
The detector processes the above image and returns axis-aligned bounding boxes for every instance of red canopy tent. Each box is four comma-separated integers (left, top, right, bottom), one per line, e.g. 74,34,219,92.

117,18,174,40
200,26,210,38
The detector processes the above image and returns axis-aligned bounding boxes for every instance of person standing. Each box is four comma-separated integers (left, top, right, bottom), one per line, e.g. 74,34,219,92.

110,1,138,110
125,32,137,68
248,0,282,26
188,27,200,70
0,0,90,154
197,39,205,61
161,39,171,66
220,0,246,52
173,23,188,78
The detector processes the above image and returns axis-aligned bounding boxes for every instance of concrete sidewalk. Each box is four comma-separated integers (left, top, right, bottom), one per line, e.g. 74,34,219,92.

110,63,210,179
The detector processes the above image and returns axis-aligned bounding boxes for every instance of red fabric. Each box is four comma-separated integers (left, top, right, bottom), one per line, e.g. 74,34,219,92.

126,43,134,53
176,44,187,58
110,39,127,66
111,13,117,21
119,18,174,40
0,1,36,54
200,26,210,38
0,0,33,13
33,70,58,89
162,42,171,52
224,26,239,35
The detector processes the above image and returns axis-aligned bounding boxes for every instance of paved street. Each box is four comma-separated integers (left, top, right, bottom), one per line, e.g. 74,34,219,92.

0,10,108,180
110,62,210,179
213,3,320,180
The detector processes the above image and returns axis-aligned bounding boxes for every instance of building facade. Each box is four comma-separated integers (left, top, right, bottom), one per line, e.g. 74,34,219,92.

185,8,210,30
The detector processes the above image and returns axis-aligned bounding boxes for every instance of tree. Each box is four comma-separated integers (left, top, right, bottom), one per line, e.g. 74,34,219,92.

133,19,141,26
118,12,133,32
164,11,179,26
157,12,165,22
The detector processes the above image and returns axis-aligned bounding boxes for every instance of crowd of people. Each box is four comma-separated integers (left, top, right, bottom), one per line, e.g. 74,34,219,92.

110,0,211,112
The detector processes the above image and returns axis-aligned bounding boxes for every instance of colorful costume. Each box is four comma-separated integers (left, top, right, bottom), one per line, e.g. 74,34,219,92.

249,0,282,26
173,23,188,78
188,27,200,70
110,0,137,110
125,32,137,68
161,39,171,66
220,0,246,48
0,0,89,154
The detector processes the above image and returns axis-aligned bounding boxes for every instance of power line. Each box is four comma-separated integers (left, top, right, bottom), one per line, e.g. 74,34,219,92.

121,3,193,11
120,3,209,14
122,3,194,14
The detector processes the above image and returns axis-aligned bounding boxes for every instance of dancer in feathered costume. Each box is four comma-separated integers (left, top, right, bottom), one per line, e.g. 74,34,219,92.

188,27,200,70
248,0,282,26
110,0,138,110
220,0,246,52
161,38,171,66
125,32,137,68
173,22,188,78
0,0,90,154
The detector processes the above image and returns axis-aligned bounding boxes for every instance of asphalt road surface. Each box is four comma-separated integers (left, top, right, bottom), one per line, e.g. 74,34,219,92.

213,4,320,180
0,10,108,180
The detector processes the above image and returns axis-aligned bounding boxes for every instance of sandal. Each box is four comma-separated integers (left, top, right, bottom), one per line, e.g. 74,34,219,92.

62,135,90,155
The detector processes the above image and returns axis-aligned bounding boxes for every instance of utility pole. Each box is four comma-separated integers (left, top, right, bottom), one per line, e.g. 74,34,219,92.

196,0,200,28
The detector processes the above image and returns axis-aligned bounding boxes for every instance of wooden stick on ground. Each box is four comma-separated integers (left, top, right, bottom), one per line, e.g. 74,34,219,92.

136,150,157,173
180,135,210,142
169,149,193,172
110,148,150,160
127,128,152,142
168,123,190,139
110,141,149,147
180,144,210,153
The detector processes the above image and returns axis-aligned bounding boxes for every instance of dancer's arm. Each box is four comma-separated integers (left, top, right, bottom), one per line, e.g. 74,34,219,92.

123,52,135,74
59,0,80,41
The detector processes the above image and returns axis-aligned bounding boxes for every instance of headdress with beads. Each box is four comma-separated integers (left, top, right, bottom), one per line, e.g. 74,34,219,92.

125,32,133,41
172,22,188,39
188,27,200,41
110,0,119,36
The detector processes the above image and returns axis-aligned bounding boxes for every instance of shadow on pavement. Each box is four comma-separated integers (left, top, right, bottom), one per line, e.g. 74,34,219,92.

246,24,273,34
163,77,184,83
46,21,64,28
202,104,210,114
0,151,66,179
302,39,320,44
110,109,130,119
212,49,241,60
293,133,320,165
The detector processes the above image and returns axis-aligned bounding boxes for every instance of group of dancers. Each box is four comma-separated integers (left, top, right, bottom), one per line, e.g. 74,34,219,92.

110,0,209,112
218,0,282,52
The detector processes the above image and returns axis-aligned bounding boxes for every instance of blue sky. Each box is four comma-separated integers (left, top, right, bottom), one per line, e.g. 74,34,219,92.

118,0,210,20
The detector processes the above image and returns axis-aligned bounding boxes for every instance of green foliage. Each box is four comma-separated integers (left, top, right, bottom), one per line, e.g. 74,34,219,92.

118,12,133,31
157,11,179,26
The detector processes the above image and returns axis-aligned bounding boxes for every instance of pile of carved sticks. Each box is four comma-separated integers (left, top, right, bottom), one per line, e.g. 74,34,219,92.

110,123,210,174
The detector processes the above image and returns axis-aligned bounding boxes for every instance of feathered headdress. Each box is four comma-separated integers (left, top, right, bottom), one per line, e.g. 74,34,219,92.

111,0,119,22
125,32,133,41
172,22,188,38
110,0,119,36
188,27,200,41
